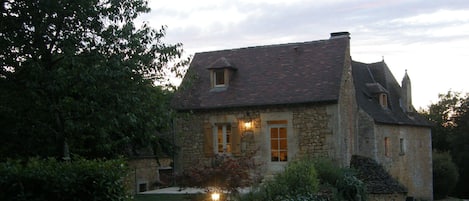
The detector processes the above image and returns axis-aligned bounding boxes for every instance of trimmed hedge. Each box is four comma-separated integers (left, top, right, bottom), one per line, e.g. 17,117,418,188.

0,157,130,201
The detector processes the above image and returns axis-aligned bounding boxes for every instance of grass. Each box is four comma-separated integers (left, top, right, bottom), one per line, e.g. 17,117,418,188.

134,193,206,201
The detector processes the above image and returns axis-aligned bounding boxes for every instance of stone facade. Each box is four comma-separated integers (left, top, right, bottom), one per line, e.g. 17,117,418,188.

127,157,172,194
174,103,354,176
357,109,433,200
376,125,432,200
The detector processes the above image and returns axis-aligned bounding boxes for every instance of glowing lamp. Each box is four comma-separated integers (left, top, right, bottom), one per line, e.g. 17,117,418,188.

211,192,220,201
244,121,252,130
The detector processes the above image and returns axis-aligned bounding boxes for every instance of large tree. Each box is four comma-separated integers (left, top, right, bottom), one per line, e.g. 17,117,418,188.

0,0,187,159
422,91,469,198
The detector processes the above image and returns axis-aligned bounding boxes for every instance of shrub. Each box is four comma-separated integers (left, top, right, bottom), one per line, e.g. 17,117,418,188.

433,151,459,199
0,157,130,201
176,152,261,200
335,173,366,201
239,158,367,201
313,158,342,185
313,158,366,201
240,159,320,201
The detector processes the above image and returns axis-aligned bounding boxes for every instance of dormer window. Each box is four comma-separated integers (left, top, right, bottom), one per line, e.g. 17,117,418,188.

207,57,237,90
214,69,226,87
379,93,388,108
365,83,389,109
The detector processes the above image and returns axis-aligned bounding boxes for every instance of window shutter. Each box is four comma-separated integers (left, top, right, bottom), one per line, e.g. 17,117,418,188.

231,122,241,156
203,122,214,157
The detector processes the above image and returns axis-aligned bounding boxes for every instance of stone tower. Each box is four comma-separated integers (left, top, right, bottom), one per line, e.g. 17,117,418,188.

401,70,413,112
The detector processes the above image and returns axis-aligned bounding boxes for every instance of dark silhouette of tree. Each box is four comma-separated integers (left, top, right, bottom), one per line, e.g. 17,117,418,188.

0,0,188,159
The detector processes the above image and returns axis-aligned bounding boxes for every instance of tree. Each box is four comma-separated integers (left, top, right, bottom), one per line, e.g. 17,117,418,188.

449,94,469,198
432,151,459,199
421,91,461,151
0,0,188,159
422,91,469,198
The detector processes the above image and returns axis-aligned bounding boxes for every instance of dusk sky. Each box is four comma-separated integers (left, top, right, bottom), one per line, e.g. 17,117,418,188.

138,0,469,109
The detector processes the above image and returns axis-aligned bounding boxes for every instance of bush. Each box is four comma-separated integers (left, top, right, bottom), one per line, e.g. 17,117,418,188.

335,173,366,201
313,158,343,185
176,153,261,201
239,158,367,201
240,159,320,201
433,151,459,199
0,157,130,201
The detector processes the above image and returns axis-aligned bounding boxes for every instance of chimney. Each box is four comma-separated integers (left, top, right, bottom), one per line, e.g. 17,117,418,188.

330,32,350,39
401,70,413,112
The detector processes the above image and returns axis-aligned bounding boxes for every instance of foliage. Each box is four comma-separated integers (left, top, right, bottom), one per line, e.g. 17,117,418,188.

239,158,366,201
313,158,343,185
421,91,469,197
314,158,366,201
421,91,462,151
334,173,366,201
0,157,130,201
0,0,188,159
240,159,321,201
176,152,261,200
432,151,459,199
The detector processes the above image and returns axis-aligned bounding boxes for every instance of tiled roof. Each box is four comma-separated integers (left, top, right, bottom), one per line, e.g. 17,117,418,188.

350,155,408,194
352,61,432,127
172,36,349,110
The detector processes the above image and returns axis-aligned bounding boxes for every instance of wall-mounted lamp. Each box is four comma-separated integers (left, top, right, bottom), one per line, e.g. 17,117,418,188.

242,112,254,137
244,121,252,130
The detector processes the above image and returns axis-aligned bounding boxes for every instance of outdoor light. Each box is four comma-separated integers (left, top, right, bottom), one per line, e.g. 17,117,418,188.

211,192,220,201
244,121,252,130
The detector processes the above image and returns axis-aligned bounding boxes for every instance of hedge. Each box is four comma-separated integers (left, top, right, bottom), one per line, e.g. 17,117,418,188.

0,157,130,201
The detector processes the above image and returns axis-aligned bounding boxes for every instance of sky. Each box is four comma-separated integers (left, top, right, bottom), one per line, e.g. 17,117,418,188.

138,0,469,110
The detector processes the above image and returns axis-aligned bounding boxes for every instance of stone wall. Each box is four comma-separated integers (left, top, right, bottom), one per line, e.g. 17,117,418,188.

336,44,359,167
127,157,171,193
174,103,340,177
356,108,433,200
375,124,433,201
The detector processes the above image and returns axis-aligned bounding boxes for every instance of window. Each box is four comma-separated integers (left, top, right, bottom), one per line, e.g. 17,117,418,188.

203,122,240,156
214,69,225,87
384,137,391,157
269,121,288,162
399,138,405,155
215,124,231,153
379,93,388,108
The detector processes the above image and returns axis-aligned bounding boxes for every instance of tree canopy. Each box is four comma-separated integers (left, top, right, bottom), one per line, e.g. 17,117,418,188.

0,0,188,159
422,91,469,198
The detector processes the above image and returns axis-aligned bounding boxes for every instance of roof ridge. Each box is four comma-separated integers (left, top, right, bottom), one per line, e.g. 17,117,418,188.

196,38,337,54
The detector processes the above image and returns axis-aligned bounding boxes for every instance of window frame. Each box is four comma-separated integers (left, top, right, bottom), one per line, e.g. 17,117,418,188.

214,124,232,154
379,93,388,108
213,69,226,87
269,122,288,162
384,137,391,157
399,138,405,155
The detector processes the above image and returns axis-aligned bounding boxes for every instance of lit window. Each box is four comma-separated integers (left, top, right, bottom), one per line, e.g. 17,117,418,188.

215,124,231,153
270,121,287,162
214,69,225,87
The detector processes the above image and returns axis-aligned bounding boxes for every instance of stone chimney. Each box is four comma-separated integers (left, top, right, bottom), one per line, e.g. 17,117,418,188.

401,70,413,112
330,32,350,39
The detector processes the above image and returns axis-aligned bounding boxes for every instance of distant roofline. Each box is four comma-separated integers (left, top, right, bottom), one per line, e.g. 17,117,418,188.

195,38,341,55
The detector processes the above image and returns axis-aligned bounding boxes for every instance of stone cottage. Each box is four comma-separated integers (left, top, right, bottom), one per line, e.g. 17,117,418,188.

171,32,433,200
